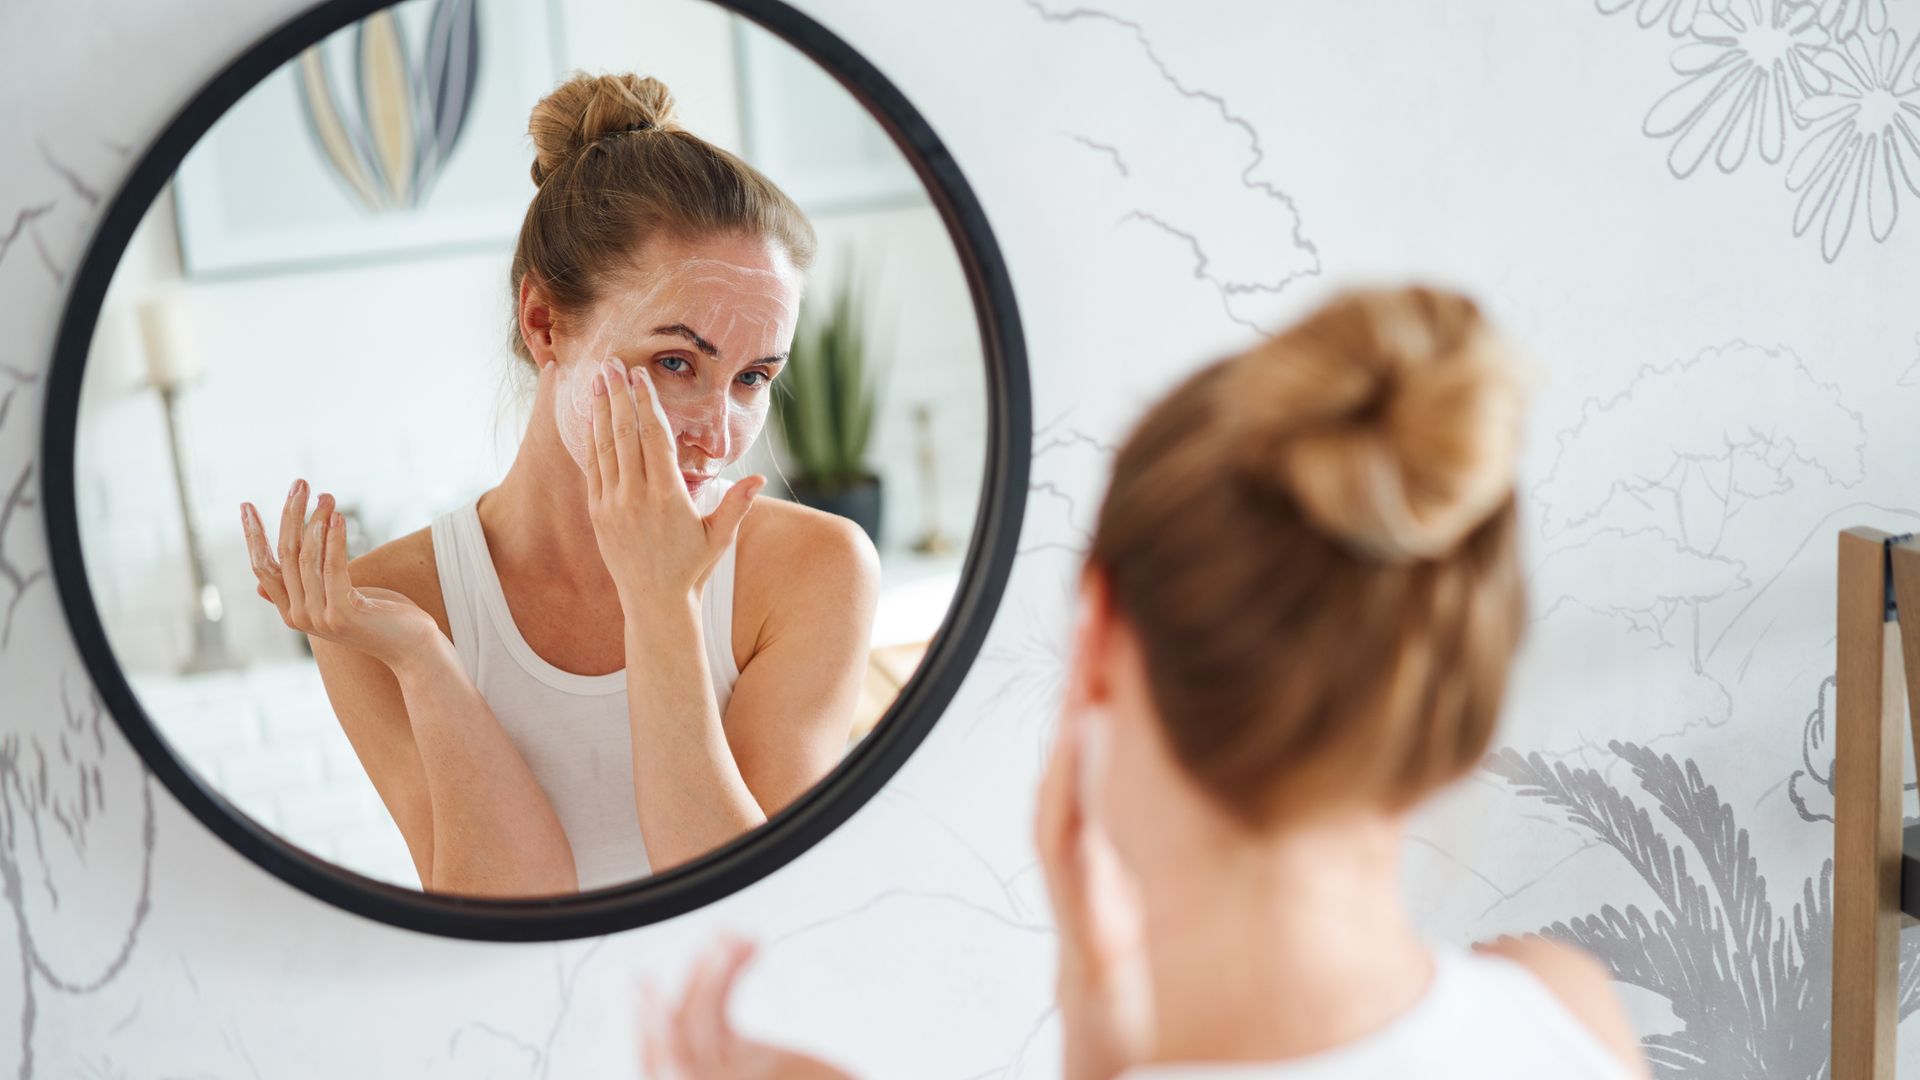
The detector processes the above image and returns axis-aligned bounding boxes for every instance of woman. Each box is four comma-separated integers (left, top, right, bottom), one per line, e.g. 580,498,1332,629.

237,73,880,897
639,287,1649,1079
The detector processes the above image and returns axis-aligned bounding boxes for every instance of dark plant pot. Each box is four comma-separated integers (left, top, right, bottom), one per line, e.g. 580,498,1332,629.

789,474,883,546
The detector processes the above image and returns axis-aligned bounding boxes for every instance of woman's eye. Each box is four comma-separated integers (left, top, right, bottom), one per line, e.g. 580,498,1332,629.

658,356,692,375
738,370,771,389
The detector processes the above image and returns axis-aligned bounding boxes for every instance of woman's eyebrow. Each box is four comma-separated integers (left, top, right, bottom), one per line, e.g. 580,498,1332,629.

651,323,720,357
650,323,788,367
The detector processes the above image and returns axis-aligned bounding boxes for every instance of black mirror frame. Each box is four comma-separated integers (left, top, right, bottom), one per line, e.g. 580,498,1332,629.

40,0,1029,942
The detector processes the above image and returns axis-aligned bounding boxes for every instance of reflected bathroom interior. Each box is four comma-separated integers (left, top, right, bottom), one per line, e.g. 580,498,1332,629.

70,0,989,890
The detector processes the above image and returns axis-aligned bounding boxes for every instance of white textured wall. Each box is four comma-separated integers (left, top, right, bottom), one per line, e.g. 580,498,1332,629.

5,1,1918,1077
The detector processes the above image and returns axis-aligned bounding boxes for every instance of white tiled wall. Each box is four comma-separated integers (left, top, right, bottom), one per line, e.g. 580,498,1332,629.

128,661,419,887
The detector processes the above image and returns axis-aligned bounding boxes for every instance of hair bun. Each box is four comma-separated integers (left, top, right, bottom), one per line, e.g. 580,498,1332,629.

1228,285,1532,562
527,71,680,186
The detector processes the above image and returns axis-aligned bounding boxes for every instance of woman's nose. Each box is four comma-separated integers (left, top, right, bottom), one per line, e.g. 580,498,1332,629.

676,399,730,462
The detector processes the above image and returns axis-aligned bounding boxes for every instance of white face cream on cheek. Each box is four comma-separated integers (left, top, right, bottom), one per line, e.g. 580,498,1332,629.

551,354,601,473
573,256,798,472
658,383,772,470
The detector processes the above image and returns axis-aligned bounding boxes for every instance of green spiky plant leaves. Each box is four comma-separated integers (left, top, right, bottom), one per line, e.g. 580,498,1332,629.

773,259,883,494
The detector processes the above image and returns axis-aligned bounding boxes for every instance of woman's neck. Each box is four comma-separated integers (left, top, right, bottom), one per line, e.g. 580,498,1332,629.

480,419,611,596
1138,811,1433,1066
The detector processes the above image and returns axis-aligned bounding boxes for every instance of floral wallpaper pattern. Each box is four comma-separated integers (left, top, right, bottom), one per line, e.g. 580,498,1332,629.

1621,0,1920,259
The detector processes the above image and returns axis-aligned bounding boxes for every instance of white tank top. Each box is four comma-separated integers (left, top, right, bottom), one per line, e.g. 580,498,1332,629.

1118,941,1639,1080
428,477,742,890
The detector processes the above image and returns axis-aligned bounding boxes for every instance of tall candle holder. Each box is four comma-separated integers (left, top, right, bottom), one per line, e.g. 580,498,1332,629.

139,293,238,676
909,402,956,557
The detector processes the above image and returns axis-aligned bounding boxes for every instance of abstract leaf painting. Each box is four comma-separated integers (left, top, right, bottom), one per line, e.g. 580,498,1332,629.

170,0,556,276
293,0,483,214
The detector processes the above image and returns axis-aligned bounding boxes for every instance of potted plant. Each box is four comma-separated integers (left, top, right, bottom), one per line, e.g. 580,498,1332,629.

771,261,886,543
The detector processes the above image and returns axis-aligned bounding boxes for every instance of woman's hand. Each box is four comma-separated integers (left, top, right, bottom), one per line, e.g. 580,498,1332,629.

1035,662,1154,1080
638,936,857,1080
586,358,765,610
240,479,440,670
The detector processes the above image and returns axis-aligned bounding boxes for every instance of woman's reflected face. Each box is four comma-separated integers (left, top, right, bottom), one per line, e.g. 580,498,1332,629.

553,233,802,497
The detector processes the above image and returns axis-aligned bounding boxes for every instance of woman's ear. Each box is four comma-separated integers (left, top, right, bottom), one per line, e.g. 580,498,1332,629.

1068,561,1118,712
519,277,560,367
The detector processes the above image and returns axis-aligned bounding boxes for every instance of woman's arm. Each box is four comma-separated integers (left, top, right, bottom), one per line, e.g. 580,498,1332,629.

620,594,764,868
580,359,878,871
312,635,579,897
244,484,577,897
623,510,878,871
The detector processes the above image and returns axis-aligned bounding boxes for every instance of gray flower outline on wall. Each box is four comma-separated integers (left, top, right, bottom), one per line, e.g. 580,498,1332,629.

1602,0,1896,40
1641,0,1832,178
1787,672,1920,824
1605,0,1920,261
1820,0,1896,38
1788,27,1920,260
1601,0,1738,38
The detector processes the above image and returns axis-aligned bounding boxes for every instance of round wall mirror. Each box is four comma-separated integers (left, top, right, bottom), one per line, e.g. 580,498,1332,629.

41,0,1028,940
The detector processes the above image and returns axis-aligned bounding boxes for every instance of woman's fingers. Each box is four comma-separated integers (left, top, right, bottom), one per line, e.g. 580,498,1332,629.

628,366,679,487
585,368,608,500
278,479,310,614
589,366,615,495
675,946,727,1068
250,482,365,638
684,937,753,1061
639,980,685,1079
241,503,289,610
1040,587,1104,881
703,475,766,559
322,500,353,617
601,357,645,486
1038,696,1082,849
703,937,757,1045
299,493,335,626
1036,692,1088,910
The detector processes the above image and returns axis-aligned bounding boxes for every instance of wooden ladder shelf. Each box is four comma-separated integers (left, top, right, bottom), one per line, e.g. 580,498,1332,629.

1833,527,1920,1080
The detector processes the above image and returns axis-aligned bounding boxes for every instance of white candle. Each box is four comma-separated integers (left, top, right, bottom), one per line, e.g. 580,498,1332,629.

137,292,203,389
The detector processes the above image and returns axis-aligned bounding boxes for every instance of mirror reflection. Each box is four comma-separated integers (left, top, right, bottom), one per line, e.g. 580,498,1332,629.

74,0,987,896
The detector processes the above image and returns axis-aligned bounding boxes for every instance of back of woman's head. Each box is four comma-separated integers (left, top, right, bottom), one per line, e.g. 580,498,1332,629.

507,71,818,366
1087,285,1531,828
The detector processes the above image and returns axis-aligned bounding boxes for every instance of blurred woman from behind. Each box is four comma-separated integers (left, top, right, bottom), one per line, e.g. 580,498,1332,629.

642,285,1650,1080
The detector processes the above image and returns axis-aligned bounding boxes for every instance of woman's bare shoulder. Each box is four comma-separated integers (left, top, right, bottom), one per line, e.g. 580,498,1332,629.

346,527,451,640
1473,935,1650,1077
730,495,880,662
734,495,880,598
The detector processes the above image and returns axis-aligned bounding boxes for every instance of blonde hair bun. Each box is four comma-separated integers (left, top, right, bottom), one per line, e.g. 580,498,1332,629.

527,71,680,187
1230,285,1532,562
